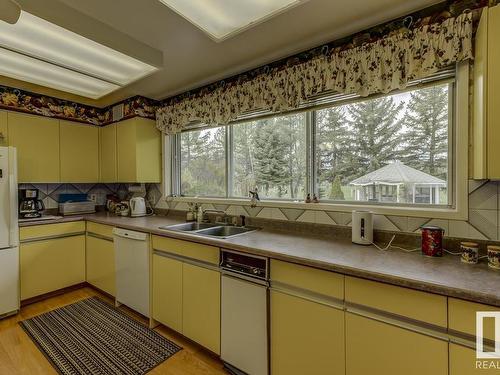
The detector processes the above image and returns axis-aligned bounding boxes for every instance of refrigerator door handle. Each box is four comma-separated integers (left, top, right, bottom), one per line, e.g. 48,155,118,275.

8,147,18,247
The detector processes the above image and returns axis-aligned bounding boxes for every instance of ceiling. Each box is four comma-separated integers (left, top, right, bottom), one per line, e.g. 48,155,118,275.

7,0,440,107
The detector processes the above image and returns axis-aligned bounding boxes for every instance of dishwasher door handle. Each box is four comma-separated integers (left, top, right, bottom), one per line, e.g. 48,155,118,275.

221,269,268,287
113,228,148,241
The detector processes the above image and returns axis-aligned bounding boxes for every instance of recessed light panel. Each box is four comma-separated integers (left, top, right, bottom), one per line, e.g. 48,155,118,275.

0,11,159,98
0,48,119,99
159,0,303,41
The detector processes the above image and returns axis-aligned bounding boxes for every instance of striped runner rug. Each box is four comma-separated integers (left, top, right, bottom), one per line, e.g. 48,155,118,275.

20,297,181,375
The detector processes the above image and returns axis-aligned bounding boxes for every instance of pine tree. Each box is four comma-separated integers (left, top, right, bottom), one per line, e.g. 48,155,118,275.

233,121,257,196
315,106,349,197
329,175,345,200
252,121,289,197
402,85,449,178
346,96,404,181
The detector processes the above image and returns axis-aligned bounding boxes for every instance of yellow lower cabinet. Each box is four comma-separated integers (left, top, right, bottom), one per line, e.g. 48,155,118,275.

270,290,345,375
345,313,448,375
450,343,499,375
152,254,183,333
20,235,85,300
182,262,221,354
86,235,115,296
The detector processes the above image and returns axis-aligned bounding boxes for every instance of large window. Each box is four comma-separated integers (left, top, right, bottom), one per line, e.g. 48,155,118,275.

172,79,454,207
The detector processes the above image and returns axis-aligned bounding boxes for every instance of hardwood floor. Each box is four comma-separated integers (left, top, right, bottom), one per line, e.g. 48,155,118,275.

0,287,228,375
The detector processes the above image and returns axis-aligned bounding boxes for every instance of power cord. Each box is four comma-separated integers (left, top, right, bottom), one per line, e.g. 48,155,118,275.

370,235,420,253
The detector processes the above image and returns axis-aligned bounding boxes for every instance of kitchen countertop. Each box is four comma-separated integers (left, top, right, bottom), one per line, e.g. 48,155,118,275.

19,212,500,307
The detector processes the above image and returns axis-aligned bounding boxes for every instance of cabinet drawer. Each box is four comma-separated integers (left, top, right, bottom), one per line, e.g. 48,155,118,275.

449,298,498,341
270,259,344,300
20,221,86,241
86,222,114,239
345,276,447,327
152,235,219,265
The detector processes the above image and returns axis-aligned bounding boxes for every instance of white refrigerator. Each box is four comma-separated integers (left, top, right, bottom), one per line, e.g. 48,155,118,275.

0,146,19,317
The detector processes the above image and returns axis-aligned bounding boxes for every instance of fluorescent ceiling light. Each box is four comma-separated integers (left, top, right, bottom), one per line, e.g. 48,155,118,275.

0,11,159,98
159,0,304,41
0,48,119,99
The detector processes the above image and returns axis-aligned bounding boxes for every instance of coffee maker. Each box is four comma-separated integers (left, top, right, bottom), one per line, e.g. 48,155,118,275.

19,188,45,219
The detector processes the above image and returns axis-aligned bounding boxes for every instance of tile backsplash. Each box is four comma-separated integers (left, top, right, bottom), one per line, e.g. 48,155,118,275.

19,180,499,243
163,180,500,242
18,183,163,209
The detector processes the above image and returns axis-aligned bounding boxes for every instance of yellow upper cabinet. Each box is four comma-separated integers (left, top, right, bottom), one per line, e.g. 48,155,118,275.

60,120,99,182
99,123,117,182
0,111,7,146
8,112,60,183
473,5,500,179
116,117,161,183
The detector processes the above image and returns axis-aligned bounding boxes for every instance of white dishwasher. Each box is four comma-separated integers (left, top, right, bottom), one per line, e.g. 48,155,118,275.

113,228,150,317
221,250,269,375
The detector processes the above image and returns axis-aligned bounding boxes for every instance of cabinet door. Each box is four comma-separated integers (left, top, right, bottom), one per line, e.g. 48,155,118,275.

116,119,137,182
450,343,499,375
271,290,345,375
487,5,500,177
182,263,220,354
100,124,117,182
86,235,115,296
60,121,99,182
20,235,85,300
8,112,60,182
135,117,161,183
346,313,448,375
152,254,183,333
0,111,7,146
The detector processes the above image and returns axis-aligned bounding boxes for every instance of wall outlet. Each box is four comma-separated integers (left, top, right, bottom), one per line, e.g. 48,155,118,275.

89,194,97,203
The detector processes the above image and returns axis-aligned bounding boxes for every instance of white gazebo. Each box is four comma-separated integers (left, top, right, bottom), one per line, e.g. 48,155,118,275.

349,162,446,204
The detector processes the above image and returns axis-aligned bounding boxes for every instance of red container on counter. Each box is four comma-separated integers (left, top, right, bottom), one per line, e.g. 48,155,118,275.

421,226,444,257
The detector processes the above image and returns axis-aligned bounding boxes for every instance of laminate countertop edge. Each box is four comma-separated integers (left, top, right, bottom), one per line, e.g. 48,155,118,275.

19,213,500,308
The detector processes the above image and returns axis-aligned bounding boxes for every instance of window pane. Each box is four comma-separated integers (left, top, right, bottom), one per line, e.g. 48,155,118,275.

315,84,450,205
232,113,307,199
180,126,226,196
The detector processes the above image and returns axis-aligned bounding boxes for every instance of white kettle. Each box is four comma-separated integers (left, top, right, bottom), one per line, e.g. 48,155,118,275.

130,197,147,217
352,211,373,245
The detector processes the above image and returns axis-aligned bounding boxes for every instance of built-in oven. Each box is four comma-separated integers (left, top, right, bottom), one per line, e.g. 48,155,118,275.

220,249,269,375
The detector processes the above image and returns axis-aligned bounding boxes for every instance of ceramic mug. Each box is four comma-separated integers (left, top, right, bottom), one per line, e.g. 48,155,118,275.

460,242,479,264
487,245,500,270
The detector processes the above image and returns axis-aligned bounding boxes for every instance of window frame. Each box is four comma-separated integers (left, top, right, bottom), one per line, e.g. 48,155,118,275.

165,62,469,220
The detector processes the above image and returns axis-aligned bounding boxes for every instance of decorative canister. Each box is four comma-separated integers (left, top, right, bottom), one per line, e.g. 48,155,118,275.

487,245,500,270
420,226,444,257
460,242,479,264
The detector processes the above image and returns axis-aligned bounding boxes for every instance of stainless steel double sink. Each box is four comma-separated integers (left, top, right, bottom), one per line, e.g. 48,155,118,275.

159,222,258,239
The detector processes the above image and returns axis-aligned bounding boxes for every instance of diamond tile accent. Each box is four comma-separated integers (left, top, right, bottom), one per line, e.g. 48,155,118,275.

315,211,335,225
373,215,399,231
280,208,305,221
244,206,264,217
468,209,497,240
296,210,315,223
469,181,497,210
407,217,431,232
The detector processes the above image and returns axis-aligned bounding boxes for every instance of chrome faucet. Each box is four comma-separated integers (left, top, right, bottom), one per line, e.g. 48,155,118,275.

201,209,227,223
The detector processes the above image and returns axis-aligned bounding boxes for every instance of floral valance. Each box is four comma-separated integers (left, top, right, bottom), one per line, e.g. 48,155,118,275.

156,12,473,134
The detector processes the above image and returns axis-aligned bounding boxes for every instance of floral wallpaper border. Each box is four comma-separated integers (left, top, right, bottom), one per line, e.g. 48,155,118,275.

0,85,159,126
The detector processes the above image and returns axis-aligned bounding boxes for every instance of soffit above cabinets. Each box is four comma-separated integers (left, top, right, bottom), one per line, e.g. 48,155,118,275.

0,9,162,99
158,0,307,42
